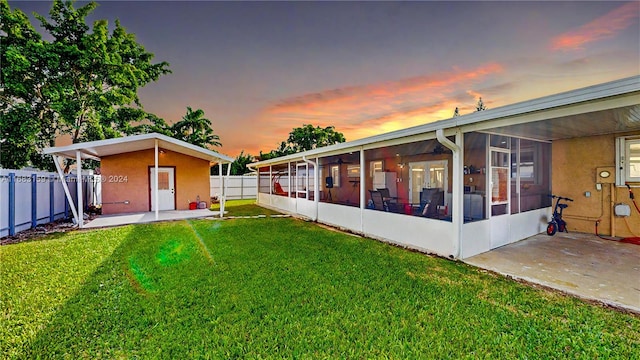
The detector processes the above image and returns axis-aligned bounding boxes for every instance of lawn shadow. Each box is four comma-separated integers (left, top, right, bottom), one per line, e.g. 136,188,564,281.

22,221,221,358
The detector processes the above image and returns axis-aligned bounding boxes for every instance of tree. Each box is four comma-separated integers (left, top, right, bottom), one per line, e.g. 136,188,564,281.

212,150,255,175
258,124,346,160
286,124,346,153
475,97,487,112
230,151,255,175
170,107,221,149
0,0,171,170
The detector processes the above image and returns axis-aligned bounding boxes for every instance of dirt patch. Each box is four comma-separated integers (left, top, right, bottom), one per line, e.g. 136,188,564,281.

0,216,97,246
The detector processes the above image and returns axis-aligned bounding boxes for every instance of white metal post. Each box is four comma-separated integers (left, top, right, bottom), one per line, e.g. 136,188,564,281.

53,155,79,225
155,140,159,220
287,162,291,197
219,162,223,217
76,151,84,228
221,161,231,215
360,147,365,232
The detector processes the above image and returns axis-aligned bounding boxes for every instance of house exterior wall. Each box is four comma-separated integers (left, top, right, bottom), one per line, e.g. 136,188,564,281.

552,132,640,238
101,149,211,215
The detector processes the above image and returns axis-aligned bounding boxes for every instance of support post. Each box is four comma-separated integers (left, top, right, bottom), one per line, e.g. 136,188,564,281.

9,173,15,236
53,157,79,226
76,151,83,228
287,162,291,198
155,139,159,220
360,147,365,232
221,161,231,216
218,162,223,217
31,174,37,228
64,176,69,218
49,175,55,222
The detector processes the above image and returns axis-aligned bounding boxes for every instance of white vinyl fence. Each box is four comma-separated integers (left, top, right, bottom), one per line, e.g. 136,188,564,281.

210,175,257,200
1,169,101,237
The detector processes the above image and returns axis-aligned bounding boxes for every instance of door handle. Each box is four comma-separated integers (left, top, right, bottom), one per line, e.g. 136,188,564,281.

171,189,175,194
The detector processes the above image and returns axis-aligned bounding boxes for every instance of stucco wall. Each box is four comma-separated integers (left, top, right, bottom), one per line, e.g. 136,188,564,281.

552,132,640,238
100,149,211,214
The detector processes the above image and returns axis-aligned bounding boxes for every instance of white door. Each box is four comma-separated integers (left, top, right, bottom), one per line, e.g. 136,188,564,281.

409,160,448,203
150,167,175,211
489,149,510,248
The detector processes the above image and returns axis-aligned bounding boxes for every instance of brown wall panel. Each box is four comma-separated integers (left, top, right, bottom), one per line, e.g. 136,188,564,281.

552,132,640,237
101,149,210,215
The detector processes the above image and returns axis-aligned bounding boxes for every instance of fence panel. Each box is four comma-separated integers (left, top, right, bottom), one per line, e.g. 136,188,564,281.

1,169,100,238
210,175,257,200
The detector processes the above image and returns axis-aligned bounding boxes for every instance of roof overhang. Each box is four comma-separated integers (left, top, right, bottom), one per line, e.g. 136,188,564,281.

251,75,640,167
43,133,235,163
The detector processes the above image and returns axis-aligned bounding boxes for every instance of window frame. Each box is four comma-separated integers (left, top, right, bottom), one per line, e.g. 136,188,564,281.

616,136,640,185
330,164,340,187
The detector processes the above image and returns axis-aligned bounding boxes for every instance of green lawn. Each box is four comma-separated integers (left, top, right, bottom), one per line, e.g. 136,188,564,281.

210,198,283,217
1,201,639,358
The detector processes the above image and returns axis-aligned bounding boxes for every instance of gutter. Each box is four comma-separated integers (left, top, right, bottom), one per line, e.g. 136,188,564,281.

302,155,319,221
436,128,462,259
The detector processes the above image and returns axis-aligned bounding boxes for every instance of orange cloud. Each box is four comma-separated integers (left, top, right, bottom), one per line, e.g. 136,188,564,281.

550,2,639,51
269,63,503,114
235,63,505,155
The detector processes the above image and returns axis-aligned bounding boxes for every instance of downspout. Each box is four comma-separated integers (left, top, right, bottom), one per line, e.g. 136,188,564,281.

436,128,462,259
302,155,318,221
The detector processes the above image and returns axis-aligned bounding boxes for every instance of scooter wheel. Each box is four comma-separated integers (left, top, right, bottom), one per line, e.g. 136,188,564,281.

546,222,557,236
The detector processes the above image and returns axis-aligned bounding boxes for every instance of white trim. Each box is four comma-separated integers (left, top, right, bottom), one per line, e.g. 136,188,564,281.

43,132,234,163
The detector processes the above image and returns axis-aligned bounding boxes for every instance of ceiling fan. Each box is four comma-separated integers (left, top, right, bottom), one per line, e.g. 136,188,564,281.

431,144,452,155
322,157,353,166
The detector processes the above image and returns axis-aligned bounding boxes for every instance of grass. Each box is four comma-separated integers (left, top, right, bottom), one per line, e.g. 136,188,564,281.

210,198,282,217
1,201,639,358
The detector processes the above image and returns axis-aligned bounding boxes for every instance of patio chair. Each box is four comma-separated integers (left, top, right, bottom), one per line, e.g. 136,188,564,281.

377,188,396,202
369,190,398,213
419,188,438,214
422,190,444,218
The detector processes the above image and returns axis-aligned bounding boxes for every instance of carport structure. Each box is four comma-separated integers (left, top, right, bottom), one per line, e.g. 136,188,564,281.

43,133,234,228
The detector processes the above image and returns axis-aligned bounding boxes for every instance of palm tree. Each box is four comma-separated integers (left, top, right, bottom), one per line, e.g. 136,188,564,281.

171,107,221,148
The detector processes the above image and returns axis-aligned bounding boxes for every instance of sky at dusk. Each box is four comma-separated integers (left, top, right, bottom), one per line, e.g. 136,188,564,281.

8,1,640,157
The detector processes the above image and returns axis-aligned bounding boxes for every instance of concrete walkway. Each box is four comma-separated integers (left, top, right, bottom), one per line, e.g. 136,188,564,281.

85,209,217,228
464,232,640,313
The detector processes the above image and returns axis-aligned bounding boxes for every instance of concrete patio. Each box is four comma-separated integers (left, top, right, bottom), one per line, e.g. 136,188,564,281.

84,209,218,229
464,231,640,313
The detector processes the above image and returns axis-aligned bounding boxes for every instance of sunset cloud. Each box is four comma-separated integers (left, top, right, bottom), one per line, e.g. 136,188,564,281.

241,63,506,153
550,2,639,51
269,63,503,114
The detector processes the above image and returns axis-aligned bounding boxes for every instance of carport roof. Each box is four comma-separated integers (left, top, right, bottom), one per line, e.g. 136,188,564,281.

43,133,235,163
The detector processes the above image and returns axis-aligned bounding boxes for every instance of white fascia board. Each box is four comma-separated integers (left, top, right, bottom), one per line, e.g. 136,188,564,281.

252,75,640,167
43,133,235,163
154,133,235,162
